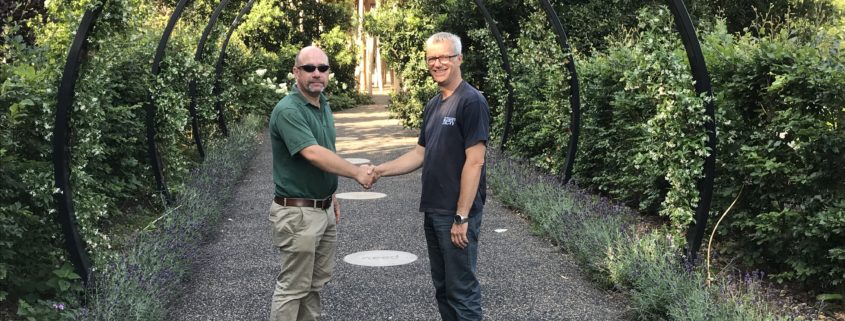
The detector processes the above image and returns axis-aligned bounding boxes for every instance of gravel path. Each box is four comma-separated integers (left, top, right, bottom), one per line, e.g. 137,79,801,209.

168,96,628,321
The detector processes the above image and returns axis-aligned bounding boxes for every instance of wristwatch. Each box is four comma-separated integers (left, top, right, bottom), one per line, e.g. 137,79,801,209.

454,214,469,225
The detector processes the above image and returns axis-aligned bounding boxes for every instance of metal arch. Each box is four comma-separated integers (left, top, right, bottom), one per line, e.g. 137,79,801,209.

188,0,230,159
212,0,258,137
146,0,192,203
538,0,581,184
666,0,717,263
472,0,515,151
52,5,103,284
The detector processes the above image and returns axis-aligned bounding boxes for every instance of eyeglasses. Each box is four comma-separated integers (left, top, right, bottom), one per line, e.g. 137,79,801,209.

297,64,330,73
426,54,459,65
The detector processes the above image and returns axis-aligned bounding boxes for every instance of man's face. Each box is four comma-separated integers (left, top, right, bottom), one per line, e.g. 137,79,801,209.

425,42,462,86
293,50,330,97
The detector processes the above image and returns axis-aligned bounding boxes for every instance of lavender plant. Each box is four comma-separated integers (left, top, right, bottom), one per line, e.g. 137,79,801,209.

488,149,824,321
82,115,263,320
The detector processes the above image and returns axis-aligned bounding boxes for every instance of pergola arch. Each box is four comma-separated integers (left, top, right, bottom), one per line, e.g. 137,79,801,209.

53,0,262,283
145,0,192,204
211,0,259,138
52,4,103,284
187,0,232,159
471,0,716,259
53,0,716,284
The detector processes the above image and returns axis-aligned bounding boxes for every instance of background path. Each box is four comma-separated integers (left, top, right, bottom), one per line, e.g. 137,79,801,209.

169,95,628,320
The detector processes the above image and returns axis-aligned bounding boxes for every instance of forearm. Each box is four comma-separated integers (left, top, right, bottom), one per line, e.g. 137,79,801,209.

456,143,486,215
300,145,361,179
376,145,424,177
456,163,483,215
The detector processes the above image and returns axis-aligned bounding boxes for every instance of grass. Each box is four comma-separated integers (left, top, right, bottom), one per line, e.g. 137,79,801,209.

487,150,824,321
79,114,265,320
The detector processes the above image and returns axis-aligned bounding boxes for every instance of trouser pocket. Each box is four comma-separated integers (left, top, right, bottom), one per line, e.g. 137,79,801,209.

268,202,305,248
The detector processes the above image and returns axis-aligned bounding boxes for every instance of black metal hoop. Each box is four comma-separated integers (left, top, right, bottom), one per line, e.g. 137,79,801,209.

472,0,515,151
188,0,230,159
146,0,191,203
666,0,717,262
538,0,581,184
52,5,103,284
212,0,257,137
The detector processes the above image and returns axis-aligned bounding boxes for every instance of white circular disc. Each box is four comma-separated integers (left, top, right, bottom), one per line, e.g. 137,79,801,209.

344,158,371,165
343,250,418,267
335,192,386,200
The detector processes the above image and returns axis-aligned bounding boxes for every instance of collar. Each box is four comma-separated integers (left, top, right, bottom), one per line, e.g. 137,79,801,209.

291,86,328,108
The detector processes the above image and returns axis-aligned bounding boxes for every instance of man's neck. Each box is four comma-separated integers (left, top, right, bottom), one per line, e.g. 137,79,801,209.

305,95,321,108
439,77,463,99
297,86,321,108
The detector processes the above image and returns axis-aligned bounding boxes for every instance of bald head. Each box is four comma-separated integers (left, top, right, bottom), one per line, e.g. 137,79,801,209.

295,46,328,66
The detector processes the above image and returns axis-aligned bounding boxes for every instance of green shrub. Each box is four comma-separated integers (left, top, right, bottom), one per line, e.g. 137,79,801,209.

488,150,819,321
84,115,264,320
703,16,845,286
475,2,844,287
0,0,347,316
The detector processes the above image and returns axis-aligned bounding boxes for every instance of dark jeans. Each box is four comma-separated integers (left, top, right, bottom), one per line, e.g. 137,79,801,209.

424,211,483,321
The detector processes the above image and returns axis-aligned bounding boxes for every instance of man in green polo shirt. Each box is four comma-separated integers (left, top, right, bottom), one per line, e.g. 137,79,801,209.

268,46,374,321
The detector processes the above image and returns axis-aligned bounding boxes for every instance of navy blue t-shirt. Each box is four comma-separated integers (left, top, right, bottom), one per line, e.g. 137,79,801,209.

417,81,491,215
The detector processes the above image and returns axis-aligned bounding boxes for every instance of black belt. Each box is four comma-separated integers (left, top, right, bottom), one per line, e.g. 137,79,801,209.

274,196,333,209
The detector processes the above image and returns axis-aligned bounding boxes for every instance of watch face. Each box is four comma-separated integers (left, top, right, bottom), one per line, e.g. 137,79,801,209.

454,214,467,224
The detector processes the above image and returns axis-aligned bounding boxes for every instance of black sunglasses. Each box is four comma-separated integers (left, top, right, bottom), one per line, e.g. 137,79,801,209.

297,64,330,73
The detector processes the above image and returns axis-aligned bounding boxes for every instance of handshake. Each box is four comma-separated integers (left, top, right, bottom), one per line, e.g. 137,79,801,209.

353,164,381,189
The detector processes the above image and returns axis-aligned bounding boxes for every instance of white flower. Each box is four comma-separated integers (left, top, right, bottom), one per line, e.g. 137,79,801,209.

778,132,787,139
255,69,267,77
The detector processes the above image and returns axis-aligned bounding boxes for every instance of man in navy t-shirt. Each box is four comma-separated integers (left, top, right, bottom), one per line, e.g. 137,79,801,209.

372,32,490,321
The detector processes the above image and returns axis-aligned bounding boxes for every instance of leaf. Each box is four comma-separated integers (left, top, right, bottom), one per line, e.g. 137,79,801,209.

816,293,843,302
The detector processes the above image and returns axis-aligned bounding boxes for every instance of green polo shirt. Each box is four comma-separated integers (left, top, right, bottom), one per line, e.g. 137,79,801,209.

269,87,337,199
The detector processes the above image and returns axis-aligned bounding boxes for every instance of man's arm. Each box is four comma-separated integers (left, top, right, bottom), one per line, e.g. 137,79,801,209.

455,142,486,215
451,142,486,249
299,145,374,188
373,145,425,178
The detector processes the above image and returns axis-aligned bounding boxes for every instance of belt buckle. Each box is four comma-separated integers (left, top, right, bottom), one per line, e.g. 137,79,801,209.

312,199,319,208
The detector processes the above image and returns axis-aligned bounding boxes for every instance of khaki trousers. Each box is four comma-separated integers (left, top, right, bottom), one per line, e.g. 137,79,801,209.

268,201,337,321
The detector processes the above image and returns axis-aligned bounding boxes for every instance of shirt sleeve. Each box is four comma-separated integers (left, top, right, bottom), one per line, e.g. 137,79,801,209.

275,108,318,156
459,95,491,149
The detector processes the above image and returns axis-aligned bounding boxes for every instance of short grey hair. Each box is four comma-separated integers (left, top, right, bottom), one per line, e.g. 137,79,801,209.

425,32,462,55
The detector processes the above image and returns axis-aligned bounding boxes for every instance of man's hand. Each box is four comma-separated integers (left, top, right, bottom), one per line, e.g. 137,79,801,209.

451,222,469,249
355,165,375,189
368,164,383,183
333,196,340,222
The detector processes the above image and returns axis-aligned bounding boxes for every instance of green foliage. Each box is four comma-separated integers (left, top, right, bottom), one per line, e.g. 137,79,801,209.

238,0,353,53
14,264,83,321
702,15,845,286
488,152,817,321
470,1,845,288
84,115,265,320
365,0,526,129
549,0,843,53
0,0,351,317
364,2,438,128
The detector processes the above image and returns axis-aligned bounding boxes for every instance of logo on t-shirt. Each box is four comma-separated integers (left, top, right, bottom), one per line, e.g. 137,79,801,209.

442,117,456,126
